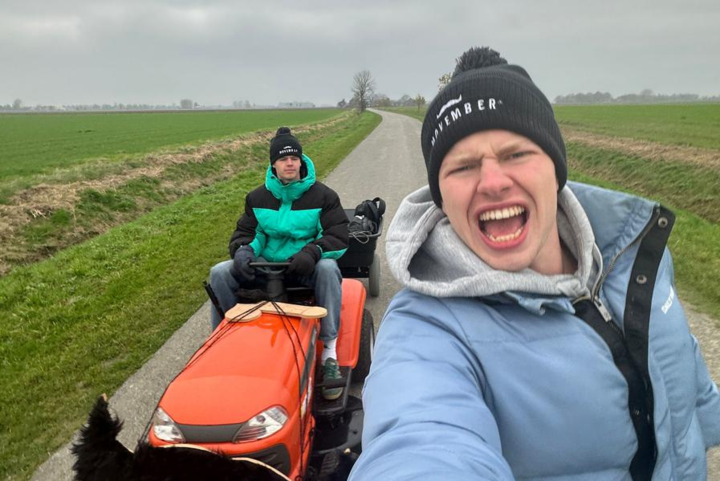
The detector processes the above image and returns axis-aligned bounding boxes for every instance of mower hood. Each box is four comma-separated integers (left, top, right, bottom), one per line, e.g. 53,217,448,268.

159,315,315,426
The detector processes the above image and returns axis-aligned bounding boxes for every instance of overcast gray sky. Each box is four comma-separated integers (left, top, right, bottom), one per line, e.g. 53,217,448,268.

2,0,718,107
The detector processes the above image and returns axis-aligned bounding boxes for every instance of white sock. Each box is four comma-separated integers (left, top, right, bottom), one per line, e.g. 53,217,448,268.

322,338,338,364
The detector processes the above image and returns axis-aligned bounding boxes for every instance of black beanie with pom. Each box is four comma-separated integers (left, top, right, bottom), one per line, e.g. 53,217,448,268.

421,47,566,207
269,127,303,164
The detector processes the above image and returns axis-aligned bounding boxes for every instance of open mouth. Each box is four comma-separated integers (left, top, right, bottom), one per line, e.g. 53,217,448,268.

478,206,528,244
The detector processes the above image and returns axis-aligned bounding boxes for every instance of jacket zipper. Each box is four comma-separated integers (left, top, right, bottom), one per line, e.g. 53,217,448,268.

574,205,661,335
572,295,624,337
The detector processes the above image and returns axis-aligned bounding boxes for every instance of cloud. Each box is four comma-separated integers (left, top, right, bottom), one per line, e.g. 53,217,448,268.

1,0,718,106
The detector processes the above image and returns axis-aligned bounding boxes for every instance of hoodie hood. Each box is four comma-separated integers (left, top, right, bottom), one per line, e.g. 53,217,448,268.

385,184,597,304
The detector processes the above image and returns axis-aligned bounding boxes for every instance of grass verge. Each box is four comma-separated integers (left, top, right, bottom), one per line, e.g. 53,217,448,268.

382,106,425,122
566,142,720,224
0,111,381,480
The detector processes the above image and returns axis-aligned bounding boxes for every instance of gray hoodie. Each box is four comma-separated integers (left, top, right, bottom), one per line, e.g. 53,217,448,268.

385,184,600,303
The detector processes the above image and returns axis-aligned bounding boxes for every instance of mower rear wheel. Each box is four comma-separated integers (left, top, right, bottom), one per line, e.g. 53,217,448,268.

368,253,380,297
353,309,375,382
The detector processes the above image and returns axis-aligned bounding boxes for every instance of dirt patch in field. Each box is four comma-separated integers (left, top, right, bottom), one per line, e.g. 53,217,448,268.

561,127,720,170
0,115,349,276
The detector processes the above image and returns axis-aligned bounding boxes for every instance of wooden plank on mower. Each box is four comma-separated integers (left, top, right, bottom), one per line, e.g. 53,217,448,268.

226,302,327,322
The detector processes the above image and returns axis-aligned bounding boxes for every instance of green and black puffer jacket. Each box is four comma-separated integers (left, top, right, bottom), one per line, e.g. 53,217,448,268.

228,154,348,262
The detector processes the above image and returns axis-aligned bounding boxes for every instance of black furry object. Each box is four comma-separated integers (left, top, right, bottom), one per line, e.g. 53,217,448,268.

452,46,507,77
71,396,133,481
72,396,288,481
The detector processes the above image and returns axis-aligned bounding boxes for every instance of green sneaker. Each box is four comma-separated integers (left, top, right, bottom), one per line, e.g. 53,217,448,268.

322,358,343,401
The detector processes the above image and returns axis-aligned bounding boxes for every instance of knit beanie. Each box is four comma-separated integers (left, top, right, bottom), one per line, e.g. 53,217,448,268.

269,127,303,163
421,47,566,207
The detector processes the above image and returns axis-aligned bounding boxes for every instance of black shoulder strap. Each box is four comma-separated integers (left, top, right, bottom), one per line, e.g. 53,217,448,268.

573,204,674,481
623,205,674,386
573,299,655,481
621,205,674,479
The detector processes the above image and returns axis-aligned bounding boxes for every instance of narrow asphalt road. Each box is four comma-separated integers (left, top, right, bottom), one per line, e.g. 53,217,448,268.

33,109,719,479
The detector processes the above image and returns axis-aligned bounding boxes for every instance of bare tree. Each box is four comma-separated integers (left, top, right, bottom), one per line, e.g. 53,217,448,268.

351,70,375,113
414,94,426,110
12,98,23,110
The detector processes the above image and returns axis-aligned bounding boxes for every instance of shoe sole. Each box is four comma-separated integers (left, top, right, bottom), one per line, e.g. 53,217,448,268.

322,388,343,401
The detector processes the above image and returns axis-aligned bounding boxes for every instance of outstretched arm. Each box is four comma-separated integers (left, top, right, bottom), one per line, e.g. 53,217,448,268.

350,291,513,481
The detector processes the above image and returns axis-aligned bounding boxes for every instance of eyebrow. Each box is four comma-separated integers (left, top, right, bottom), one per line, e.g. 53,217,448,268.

444,151,482,164
444,139,533,165
496,140,533,157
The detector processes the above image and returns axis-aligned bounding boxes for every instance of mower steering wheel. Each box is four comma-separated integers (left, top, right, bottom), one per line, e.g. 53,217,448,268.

248,261,291,276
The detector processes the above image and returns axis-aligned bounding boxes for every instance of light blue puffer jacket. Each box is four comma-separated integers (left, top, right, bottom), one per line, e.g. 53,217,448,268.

350,182,720,480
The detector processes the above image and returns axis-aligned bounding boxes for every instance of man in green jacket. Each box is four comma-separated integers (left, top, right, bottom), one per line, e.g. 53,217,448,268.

209,127,349,400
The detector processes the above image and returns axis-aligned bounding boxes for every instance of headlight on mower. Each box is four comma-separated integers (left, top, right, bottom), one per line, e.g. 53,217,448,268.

233,406,288,443
152,407,185,443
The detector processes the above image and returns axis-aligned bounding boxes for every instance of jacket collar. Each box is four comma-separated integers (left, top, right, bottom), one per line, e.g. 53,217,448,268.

568,181,657,271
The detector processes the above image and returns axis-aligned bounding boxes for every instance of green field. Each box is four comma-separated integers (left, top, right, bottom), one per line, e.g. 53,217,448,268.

0,110,381,480
554,103,720,150
0,109,343,181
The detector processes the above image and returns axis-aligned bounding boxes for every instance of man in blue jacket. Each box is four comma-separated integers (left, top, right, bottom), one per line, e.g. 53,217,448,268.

209,127,348,400
351,47,720,480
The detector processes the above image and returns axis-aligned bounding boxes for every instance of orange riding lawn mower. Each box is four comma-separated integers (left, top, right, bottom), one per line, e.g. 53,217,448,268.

72,201,385,481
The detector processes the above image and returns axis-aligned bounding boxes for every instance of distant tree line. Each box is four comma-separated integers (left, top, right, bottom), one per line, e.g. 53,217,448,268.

0,100,188,112
338,93,426,110
554,89,720,105
0,98,318,113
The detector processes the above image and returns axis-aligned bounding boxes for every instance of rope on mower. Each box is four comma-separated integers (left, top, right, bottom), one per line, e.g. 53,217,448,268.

272,301,309,480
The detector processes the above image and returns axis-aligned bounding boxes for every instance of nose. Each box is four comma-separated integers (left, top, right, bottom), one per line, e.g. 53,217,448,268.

477,158,513,196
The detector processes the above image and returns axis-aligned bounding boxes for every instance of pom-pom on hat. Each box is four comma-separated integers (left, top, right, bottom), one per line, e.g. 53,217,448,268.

269,127,303,164
421,47,567,207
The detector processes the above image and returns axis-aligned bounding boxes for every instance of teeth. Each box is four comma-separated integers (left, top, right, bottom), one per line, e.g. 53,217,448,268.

486,226,524,243
479,206,525,222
